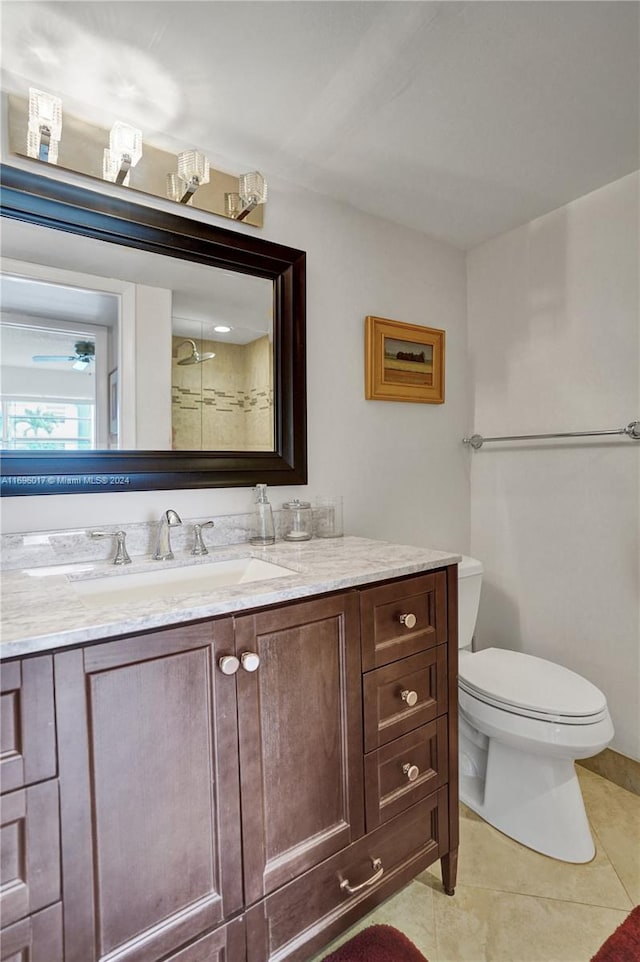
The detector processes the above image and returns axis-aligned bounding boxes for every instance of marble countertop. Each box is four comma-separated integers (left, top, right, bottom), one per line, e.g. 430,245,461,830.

0,537,460,659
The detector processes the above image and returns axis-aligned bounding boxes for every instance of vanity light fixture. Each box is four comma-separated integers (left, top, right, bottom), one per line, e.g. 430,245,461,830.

167,149,210,204
9,93,265,226
176,339,216,365
103,121,143,186
27,88,62,164
225,171,268,221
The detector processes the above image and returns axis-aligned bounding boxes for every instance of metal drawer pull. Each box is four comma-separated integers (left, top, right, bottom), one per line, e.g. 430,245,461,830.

218,656,240,675
402,763,420,782
401,689,418,707
399,613,417,629
340,857,384,895
241,651,261,672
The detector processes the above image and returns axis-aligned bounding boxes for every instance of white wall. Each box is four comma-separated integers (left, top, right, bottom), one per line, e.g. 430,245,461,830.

467,172,640,760
0,175,470,557
134,285,172,449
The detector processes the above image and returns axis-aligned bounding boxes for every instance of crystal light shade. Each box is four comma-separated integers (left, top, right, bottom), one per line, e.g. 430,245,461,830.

239,171,267,208
27,88,62,163
110,121,143,167
167,150,211,203
177,149,210,186
103,121,143,185
225,192,244,219
166,173,183,203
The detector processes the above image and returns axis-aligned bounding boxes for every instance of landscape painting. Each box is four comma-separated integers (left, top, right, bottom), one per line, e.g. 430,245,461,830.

383,337,434,387
365,316,445,404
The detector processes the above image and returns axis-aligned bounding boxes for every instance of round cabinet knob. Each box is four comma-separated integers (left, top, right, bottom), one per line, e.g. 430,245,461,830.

402,763,420,782
241,651,261,672
218,655,240,675
401,689,418,707
399,613,417,629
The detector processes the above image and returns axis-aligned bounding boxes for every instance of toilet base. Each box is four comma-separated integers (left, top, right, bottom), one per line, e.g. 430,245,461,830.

460,736,596,863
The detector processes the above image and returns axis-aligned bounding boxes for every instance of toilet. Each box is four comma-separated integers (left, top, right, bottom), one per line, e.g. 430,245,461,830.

457,556,614,863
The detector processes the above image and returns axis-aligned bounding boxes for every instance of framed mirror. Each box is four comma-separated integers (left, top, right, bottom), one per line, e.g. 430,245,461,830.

0,165,307,495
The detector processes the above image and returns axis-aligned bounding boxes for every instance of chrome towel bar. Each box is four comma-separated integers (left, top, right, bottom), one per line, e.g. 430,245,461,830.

463,420,640,450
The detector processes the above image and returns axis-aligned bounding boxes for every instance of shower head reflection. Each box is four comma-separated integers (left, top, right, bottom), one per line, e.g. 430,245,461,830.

176,339,216,365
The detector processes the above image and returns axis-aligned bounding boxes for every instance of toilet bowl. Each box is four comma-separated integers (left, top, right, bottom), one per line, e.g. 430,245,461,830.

457,557,614,863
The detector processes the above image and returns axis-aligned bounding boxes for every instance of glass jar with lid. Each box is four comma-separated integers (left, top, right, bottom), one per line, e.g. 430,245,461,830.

282,499,313,541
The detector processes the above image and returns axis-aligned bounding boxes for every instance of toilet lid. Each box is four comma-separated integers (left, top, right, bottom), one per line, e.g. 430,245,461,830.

459,648,607,718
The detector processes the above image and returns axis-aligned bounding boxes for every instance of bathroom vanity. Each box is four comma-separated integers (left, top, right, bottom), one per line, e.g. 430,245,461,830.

0,537,460,962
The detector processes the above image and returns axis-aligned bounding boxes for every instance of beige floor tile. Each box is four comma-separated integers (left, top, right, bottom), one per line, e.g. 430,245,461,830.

578,768,640,905
424,800,632,910
307,880,437,962
433,885,629,962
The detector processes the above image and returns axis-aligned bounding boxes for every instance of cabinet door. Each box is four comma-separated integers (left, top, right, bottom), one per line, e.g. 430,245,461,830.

55,619,242,962
236,593,364,904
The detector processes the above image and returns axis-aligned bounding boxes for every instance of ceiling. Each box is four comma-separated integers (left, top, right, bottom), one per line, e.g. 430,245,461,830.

1,1,638,248
2,218,273,344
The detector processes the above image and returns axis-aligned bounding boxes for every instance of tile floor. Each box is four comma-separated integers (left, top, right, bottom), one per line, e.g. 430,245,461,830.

312,769,639,962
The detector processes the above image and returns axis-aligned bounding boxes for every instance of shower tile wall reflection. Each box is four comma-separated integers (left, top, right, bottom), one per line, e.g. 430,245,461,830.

171,335,273,451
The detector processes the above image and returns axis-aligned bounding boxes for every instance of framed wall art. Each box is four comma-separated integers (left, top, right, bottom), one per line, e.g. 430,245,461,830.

365,316,445,403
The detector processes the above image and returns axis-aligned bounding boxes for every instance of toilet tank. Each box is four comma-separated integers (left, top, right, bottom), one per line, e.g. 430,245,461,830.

457,555,483,650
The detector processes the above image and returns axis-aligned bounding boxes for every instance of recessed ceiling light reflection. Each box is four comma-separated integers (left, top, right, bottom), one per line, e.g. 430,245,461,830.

213,325,232,333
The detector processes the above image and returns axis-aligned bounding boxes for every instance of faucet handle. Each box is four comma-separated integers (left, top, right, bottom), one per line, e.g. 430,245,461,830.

90,530,132,566
192,520,215,556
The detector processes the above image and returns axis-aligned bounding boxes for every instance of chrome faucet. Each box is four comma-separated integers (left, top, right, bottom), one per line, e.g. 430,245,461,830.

90,530,131,565
192,520,215,556
153,509,182,561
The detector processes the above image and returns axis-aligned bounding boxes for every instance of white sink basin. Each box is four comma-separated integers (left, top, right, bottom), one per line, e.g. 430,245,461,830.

70,557,296,607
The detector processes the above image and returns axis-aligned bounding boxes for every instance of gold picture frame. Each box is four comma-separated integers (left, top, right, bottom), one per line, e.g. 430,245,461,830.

365,316,445,403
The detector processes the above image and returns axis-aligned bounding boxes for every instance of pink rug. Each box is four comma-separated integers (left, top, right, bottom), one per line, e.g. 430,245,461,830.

591,905,640,961
321,924,429,962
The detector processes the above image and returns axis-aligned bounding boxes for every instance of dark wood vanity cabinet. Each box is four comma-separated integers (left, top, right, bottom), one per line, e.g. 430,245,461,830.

0,566,458,962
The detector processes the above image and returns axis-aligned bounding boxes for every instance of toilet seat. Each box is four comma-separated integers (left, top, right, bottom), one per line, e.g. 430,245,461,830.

459,648,608,724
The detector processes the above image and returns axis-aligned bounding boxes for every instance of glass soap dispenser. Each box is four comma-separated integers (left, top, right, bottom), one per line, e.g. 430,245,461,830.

250,483,275,545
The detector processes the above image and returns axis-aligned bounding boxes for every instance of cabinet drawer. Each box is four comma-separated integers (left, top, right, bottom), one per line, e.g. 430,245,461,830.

0,657,56,794
245,790,448,962
360,571,448,671
0,902,63,962
0,780,60,928
364,717,448,831
363,646,448,751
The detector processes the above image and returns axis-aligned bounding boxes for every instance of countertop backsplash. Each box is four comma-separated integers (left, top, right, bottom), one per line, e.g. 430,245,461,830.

0,510,290,571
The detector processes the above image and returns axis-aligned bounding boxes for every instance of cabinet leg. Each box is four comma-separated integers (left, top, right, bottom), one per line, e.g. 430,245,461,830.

441,849,458,896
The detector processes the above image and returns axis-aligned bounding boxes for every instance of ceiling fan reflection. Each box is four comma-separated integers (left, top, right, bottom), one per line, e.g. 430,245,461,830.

32,339,95,371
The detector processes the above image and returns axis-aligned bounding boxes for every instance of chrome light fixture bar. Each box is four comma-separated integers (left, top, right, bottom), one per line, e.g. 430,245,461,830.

8,92,266,227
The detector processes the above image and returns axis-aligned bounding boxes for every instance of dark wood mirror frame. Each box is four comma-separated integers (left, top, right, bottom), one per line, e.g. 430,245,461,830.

0,165,307,496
